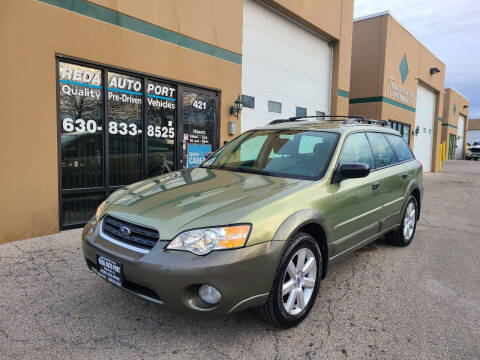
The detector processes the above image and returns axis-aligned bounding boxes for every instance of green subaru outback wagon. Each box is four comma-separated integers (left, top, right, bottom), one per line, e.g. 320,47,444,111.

82,117,423,328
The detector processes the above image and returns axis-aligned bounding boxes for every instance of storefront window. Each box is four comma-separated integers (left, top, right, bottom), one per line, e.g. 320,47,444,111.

57,58,218,228
389,120,411,145
59,62,103,189
146,79,176,177
107,72,143,186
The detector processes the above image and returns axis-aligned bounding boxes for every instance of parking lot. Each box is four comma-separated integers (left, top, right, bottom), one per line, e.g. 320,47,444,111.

1,160,479,359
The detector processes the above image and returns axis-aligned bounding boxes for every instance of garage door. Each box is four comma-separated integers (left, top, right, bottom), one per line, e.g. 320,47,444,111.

456,115,465,159
413,85,436,172
241,0,332,131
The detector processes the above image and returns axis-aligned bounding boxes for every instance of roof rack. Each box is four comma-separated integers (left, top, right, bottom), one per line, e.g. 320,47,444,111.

343,118,388,126
269,115,364,125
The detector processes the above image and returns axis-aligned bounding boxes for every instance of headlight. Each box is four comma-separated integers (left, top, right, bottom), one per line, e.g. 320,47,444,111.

166,225,251,255
467,150,472,156
95,200,106,222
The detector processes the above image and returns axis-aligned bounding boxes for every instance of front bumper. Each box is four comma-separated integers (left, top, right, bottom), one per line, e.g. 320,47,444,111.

82,220,285,314
466,152,480,159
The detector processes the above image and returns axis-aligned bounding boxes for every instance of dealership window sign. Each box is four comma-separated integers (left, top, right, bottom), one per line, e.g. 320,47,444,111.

187,143,212,168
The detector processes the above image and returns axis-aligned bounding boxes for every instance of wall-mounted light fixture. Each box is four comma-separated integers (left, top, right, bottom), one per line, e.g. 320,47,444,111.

430,67,441,75
230,95,243,119
463,105,469,109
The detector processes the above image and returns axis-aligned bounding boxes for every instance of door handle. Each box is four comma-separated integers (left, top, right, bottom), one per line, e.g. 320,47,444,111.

401,173,408,180
372,182,380,191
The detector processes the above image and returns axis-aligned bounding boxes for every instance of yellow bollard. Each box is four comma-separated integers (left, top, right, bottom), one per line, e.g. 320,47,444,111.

438,144,442,172
442,141,447,161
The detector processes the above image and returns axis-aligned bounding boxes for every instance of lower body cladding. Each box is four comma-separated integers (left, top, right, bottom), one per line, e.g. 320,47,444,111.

82,221,285,314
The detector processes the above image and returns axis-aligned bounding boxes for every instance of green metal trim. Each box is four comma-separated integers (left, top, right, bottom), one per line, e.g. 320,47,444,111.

337,89,350,99
349,96,416,112
442,123,458,129
38,0,242,65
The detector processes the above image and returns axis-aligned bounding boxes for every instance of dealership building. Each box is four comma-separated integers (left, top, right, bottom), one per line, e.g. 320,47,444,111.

467,119,480,145
441,88,470,160
349,11,445,173
0,0,353,242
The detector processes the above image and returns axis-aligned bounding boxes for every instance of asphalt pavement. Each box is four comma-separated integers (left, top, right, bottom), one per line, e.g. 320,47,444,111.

1,160,479,359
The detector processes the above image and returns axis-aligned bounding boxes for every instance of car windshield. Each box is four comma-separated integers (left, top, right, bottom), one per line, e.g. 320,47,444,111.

201,129,339,180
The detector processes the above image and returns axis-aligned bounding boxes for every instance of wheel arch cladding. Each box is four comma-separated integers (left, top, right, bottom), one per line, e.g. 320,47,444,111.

272,209,329,279
296,223,328,279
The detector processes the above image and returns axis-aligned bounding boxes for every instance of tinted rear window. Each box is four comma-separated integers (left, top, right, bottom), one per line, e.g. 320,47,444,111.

366,132,398,168
386,134,414,162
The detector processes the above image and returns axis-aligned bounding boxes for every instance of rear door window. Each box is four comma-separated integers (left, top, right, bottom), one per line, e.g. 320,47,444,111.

366,132,398,169
385,134,414,162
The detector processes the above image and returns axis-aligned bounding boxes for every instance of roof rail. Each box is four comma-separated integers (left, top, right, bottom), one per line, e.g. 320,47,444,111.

343,118,388,126
269,115,364,125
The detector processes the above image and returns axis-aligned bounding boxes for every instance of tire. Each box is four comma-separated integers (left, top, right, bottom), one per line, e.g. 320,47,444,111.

386,195,418,247
256,232,322,328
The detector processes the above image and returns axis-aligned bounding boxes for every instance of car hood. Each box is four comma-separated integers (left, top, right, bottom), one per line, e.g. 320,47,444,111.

102,167,307,239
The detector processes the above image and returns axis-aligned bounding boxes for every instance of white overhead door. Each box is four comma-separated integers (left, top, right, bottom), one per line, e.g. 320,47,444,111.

413,85,436,172
241,0,332,131
456,115,465,159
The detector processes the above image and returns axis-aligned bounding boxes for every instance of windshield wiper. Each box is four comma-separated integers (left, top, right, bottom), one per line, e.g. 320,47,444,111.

231,167,269,176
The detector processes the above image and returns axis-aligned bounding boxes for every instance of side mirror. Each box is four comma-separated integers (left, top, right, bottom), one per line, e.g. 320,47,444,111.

333,163,370,183
340,163,370,178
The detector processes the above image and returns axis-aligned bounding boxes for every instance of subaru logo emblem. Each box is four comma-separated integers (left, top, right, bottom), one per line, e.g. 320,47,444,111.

119,226,131,237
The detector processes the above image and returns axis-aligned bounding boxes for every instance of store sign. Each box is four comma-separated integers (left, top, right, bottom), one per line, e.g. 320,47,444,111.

187,144,212,168
388,78,415,106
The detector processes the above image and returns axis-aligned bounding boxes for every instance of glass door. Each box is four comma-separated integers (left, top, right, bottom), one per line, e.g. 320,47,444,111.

180,87,219,168
448,134,456,160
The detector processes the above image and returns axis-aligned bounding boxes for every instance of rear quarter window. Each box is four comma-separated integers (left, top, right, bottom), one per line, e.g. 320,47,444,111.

385,134,414,162
366,132,398,168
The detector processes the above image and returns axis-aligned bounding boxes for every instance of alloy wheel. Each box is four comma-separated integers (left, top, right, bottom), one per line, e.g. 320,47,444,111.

281,248,317,316
403,201,416,240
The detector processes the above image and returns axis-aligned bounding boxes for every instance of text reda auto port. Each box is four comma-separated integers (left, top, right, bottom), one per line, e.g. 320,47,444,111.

60,67,175,98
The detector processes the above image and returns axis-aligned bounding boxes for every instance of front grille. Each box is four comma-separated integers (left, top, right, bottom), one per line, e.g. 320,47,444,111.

471,148,480,153
101,215,159,250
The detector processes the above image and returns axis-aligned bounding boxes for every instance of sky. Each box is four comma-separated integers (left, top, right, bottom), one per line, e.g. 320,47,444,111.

354,0,480,118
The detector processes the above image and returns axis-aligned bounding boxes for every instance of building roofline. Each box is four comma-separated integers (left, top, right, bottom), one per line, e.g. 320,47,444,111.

353,10,390,23
445,87,470,103
353,10,445,66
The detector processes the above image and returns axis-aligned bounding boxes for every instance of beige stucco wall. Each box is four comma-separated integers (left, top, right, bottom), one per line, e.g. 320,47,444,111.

442,88,470,158
0,0,352,243
469,119,480,131
349,13,446,171
0,0,243,243
88,0,243,54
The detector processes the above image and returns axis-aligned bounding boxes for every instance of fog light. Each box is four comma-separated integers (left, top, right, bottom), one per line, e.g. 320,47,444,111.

199,285,222,305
